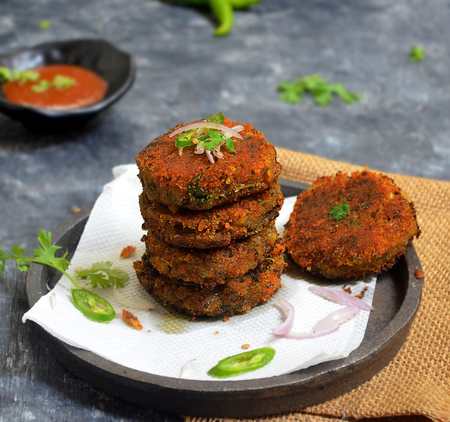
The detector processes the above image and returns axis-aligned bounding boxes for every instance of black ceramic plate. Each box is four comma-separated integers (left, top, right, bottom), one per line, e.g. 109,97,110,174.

0,38,135,126
25,180,423,418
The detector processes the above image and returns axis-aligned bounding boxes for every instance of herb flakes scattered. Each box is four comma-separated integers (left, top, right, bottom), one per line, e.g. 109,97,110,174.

39,20,52,30
278,74,360,107
0,67,40,84
329,203,350,221
409,45,425,62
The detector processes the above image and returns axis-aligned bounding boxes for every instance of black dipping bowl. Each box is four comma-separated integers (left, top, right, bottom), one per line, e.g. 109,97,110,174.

0,39,135,127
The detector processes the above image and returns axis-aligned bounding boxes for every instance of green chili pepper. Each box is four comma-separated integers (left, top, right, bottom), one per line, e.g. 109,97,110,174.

230,0,260,10
71,289,116,323
209,0,234,37
208,347,276,378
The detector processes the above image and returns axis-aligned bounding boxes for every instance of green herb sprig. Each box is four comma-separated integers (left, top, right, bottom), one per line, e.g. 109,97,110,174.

0,230,78,285
278,74,360,107
75,262,128,289
1,231,129,323
329,203,350,221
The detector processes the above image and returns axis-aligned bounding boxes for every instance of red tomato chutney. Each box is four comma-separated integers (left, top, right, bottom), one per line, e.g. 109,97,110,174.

3,65,107,109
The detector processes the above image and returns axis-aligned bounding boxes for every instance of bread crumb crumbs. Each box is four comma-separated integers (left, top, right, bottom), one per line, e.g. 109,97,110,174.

415,269,425,279
121,309,143,330
355,286,368,299
343,286,352,294
241,343,250,350
120,245,136,259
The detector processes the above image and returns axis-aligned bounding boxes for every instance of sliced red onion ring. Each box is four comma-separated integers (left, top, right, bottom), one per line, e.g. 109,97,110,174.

169,122,243,140
205,150,215,164
272,299,295,336
179,359,197,378
309,285,371,311
231,124,244,132
282,306,360,340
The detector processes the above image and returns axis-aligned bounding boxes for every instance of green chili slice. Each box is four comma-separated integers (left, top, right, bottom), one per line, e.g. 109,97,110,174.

208,347,275,378
71,288,116,323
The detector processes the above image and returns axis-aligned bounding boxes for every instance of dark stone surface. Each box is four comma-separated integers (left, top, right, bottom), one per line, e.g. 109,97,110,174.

0,0,448,420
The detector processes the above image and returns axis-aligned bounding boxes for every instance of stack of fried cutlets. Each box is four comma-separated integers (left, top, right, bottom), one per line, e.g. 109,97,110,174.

134,117,286,318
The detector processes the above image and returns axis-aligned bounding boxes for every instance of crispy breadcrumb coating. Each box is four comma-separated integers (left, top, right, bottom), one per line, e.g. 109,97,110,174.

285,171,419,280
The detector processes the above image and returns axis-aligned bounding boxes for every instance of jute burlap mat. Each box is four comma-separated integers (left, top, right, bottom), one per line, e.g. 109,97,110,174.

188,148,450,422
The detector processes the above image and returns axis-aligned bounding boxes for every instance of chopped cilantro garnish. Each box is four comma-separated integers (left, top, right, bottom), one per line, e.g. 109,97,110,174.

225,137,236,153
15,70,40,83
329,203,350,221
409,45,425,62
0,67,12,82
201,129,225,150
175,132,194,151
206,112,225,124
75,262,128,289
31,80,50,93
52,74,76,89
39,20,52,30
0,67,40,84
278,74,360,107
175,126,236,161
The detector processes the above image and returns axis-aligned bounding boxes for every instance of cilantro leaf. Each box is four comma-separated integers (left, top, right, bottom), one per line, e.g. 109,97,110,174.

75,262,129,289
0,67,12,82
32,230,70,274
201,129,225,151
329,203,350,221
206,112,225,124
175,133,194,150
39,20,52,30
409,45,425,62
52,75,76,89
31,80,50,93
277,74,360,107
225,137,236,153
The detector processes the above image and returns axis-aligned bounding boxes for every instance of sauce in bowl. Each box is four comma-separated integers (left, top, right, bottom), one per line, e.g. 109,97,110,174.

3,65,107,110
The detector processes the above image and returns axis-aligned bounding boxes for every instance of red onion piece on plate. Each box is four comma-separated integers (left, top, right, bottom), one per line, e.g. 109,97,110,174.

168,122,243,140
309,285,372,311
272,299,295,336
273,299,360,340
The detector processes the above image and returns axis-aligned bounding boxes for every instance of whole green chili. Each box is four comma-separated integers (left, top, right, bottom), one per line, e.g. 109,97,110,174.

209,0,234,36
230,0,260,10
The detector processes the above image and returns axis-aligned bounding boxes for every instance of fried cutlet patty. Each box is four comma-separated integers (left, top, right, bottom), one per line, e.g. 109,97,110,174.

143,223,279,286
134,243,285,318
139,184,283,249
284,171,420,280
136,117,281,211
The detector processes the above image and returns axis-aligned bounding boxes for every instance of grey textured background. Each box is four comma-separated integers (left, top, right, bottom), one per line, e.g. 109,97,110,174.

0,0,449,420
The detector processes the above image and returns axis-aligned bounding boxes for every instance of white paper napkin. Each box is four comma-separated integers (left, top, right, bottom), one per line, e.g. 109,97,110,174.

23,165,376,381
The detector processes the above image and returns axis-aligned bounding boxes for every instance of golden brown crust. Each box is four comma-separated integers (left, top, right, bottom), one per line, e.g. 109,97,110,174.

134,243,286,318
284,170,420,280
143,223,279,286
139,184,283,249
136,118,281,211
